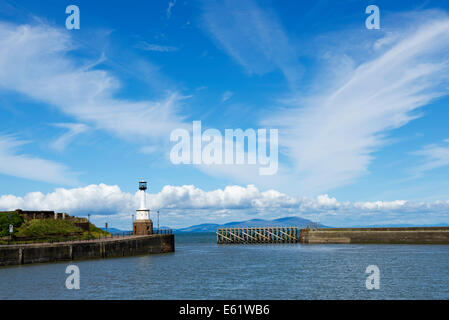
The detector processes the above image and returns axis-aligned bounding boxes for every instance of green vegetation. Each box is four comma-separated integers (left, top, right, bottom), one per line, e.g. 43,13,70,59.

84,223,110,239
15,219,83,238
0,212,111,244
0,211,24,237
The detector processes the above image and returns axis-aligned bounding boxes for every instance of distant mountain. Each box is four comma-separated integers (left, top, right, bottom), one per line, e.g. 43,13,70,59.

175,216,328,233
102,221,447,234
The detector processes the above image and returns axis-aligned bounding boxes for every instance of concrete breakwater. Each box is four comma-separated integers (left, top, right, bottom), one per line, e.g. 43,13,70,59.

299,227,449,244
0,234,174,267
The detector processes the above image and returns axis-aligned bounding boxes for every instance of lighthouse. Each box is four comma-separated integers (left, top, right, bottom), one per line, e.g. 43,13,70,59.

133,179,153,235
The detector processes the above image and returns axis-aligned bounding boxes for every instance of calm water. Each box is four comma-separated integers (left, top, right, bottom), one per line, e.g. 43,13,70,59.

0,233,448,299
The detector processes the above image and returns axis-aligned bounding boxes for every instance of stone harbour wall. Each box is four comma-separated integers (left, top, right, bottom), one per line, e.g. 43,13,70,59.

299,227,449,244
0,234,174,267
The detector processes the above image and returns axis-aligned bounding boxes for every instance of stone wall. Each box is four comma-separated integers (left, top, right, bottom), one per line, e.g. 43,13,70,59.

299,227,449,244
133,219,153,235
0,234,174,267
0,209,88,222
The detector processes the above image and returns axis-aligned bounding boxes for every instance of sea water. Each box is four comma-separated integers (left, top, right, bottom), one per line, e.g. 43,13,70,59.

0,233,448,299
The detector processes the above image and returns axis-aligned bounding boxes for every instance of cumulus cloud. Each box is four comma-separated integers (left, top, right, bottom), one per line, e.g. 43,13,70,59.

354,200,407,211
0,184,135,214
1,183,449,228
0,135,78,185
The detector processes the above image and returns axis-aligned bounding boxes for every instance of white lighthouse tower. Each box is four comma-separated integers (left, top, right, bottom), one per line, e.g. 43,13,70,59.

133,179,153,235
136,179,149,220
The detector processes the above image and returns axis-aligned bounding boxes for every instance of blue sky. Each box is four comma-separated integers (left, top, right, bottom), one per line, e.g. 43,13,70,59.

1,0,449,229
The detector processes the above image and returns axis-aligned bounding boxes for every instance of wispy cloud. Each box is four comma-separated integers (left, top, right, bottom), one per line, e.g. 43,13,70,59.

200,5,449,194
201,0,302,88
0,135,78,185
166,0,176,19
221,91,234,102
411,139,449,175
0,21,187,142
270,12,449,193
50,123,89,152
135,41,178,52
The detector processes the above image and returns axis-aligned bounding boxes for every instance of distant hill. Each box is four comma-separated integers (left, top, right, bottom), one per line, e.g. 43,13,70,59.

102,221,448,234
175,216,328,233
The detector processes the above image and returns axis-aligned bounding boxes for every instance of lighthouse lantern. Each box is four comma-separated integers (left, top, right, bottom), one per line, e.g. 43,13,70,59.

139,180,147,191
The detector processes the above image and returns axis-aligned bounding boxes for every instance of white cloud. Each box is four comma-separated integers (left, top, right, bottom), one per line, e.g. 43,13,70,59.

354,200,407,211
201,5,449,194
0,184,134,214
201,0,301,87
1,183,449,228
151,184,263,209
0,21,186,142
200,7,449,194
411,139,449,175
373,32,400,50
50,123,89,152
221,91,234,102
135,41,178,52
0,135,78,185
270,12,449,193
167,0,176,19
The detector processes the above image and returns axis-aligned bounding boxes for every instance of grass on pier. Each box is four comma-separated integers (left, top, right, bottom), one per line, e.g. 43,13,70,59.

0,213,110,244
16,219,83,238
85,223,110,238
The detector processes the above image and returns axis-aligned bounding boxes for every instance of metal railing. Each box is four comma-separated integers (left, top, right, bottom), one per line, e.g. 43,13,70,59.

153,228,173,235
1,228,174,246
102,231,133,238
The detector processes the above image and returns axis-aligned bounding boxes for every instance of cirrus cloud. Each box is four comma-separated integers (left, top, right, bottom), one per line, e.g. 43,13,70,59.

0,135,78,185
271,11,449,193
0,21,187,142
